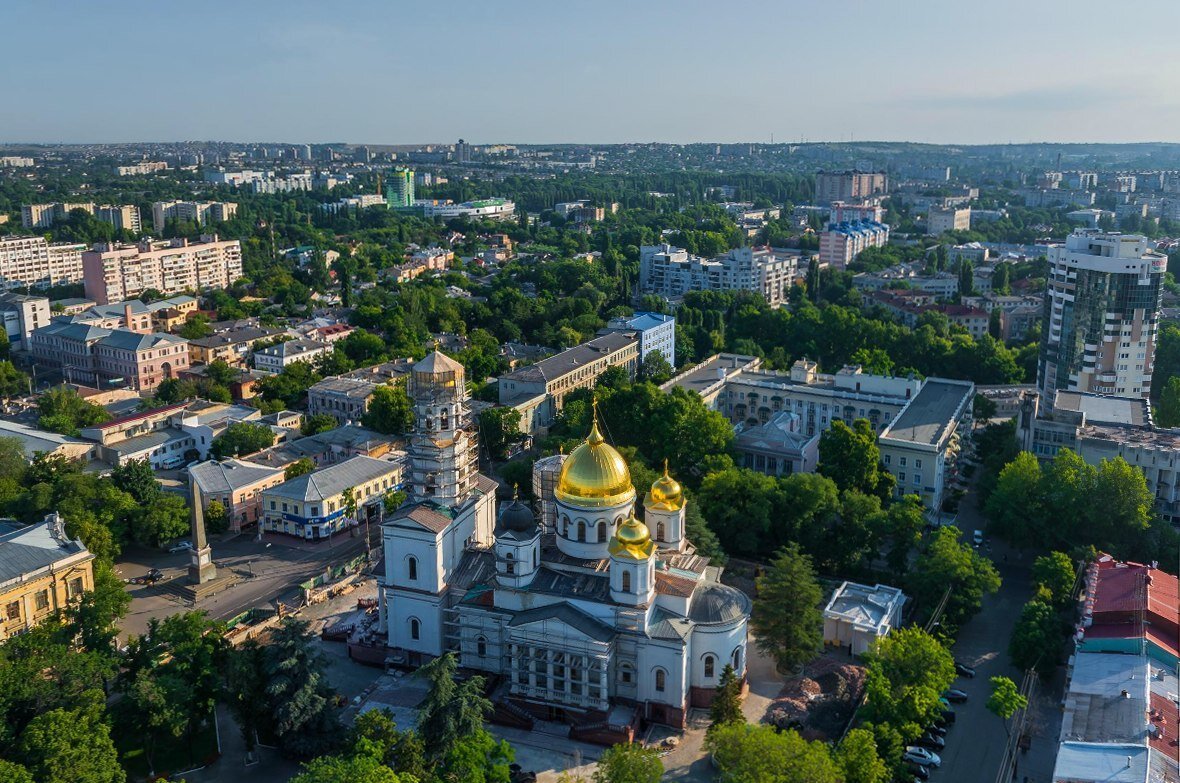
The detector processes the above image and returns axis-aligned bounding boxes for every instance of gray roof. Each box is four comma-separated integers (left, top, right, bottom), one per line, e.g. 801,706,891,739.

823,581,906,632
0,514,92,587
189,458,284,495
187,327,282,349
688,582,751,625
508,602,616,643
1061,652,1149,744
735,411,818,451
1054,391,1151,427
414,351,464,375
266,455,398,502
501,332,637,385
648,608,693,641
98,330,187,352
0,419,82,458
527,565,613,603
1051,743,1149,783
108,427,190,456
308,376,379,399
248,425,397,466
38,321,111,342
881,378,973,447
255,338,328,358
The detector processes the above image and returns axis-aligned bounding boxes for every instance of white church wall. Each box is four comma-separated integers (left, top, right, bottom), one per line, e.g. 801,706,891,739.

388,591,445,656
688,620,748,689
637,638,689,706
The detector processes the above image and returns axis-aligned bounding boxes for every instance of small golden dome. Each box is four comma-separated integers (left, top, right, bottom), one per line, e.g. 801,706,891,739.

609,514,655,560
649,459,683,506
555,401,635,509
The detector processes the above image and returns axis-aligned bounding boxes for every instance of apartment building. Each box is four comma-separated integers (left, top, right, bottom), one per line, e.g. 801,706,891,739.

818,220,890,269
0,236,85,289
78,400,266,467
189,458,287,533
253,338,332,372
638,244,797,306
82,235,243,305
187,326,285,366
31,322,189,391
260,455,404,539
0,291,50,351
926,206,971,235
814,170,888,204
114,161,167,176
152,200,239,232
1037,230,1166,405
962,294,1044,342
497,332,640,431
601,312,676,364
307,377,379,424
383,247,454,283
0,513,95,642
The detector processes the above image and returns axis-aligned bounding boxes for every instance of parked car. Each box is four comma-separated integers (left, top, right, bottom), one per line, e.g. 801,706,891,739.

160,456,184,470
944,688,969,704
927,723,948,738
972,529,984,546
908,763,931,780
168,540,193,554
918,732,946,750
940,708,957,724
955,661,976,678
904,747,941,768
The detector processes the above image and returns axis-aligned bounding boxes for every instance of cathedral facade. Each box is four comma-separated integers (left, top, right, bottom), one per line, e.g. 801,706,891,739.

380,352,750,731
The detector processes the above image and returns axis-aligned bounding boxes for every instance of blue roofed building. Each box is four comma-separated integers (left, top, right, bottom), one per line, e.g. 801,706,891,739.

603,312,676,366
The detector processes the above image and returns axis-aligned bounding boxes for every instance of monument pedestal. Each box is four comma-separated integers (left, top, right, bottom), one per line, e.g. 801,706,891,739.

188,544,217,584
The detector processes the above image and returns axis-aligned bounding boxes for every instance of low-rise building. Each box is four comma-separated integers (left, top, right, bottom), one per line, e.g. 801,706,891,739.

497,332,640,431
247,424,399,471
31,322,189,391
78,400,263,467
260,454,404,539
877,378,974,510
0,419,94,462
253,339,332,373
733,411,820,477
307,377,379,424
189,458,287,533
601,312,676,364
0,291,50,351
188,327,285,366
0,513,95,642
822,581,906,656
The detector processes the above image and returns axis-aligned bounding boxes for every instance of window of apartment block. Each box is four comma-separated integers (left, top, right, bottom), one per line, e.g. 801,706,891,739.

68,577,83,599
5,601,20,621
34,591,49,611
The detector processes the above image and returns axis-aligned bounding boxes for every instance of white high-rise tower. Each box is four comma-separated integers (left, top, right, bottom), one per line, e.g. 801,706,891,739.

407,351,479,506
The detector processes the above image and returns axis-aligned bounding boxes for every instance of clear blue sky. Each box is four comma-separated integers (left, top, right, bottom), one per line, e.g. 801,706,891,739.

5,0,1179,145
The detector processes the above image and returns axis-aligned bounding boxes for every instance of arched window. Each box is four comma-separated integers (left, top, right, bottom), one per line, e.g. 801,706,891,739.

440,409,449,429
577,520,586,542
407,556,418,581
655,669,666,692
704,655,715,678
477,636,487,657
533,548,538,567
656,521,666,541
597,522,607,542
410,618,420,641
505,551,515,575
732,646,742,672
561,516,570,536
621,570,631,593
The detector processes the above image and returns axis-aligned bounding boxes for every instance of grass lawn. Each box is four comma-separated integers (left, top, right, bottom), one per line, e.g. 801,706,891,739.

114,703,219,781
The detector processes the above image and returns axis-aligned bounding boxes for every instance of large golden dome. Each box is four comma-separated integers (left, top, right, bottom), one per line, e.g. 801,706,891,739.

555,404,635,509
647,459,684,510
609,514,655,560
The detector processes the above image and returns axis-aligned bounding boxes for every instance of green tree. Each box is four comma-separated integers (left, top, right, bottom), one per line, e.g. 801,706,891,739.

363,383,414,435
909,526,1001,631
110,458,161,505
291,750,403,783
205,499,229,534
131,493,190,547
303,413,339,436
973,393,998,423
205,358,238,388
37,386,110,436
226,638,268,756
984,452,1044,547
69,561,131,654
751,543,823,673
1158,376,1180,427
211,422,275,458
592,743,663,783
709,664,744,729
817,419,895,501
479,407,524,460
0,359,29,397
178,314,214,339
438,729,514,783
1008,599,1061,678
415,653,492,760
16,690,124,783
263,618,343,758
286,457,316,480
638,350,673,383
835,728,890,783
985,676,1028,737
0,761,34,783
1031,551,1076,608
958,259,975,296
124,668,187,775
706,722,841,783
849,347,894,376
862,627,956,742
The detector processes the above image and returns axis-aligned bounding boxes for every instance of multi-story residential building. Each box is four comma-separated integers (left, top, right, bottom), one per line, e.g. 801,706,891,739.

114,161,168,176
253,338,333,373
253,172,313,194
0,513,94,642
261,454,404,539
189,458,287,533
415,198,516,221
818,220,890,269
602,312,676,364
307,377,380,424
0,291,50,351
0,236,86,290
385,167,415,208
82,235,243,305
24,203,141,232
0,157,34,167
926,206,971,235
383,247,454,283
31,322,189,391
829,201,884,224
814,170,888,204
498,332,640,431
962,294,1044,342
867,291,989,336
1037,230,1166,405
78,400,267,467
638,244,797,306
151,201,238,232
96,205,142,232
187,326,285,367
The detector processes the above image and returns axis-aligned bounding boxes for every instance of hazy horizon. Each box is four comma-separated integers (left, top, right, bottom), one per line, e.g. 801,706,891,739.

5,0,1179,146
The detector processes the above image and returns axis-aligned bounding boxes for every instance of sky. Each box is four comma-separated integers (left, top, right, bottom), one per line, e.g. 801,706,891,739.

4,0,1180,145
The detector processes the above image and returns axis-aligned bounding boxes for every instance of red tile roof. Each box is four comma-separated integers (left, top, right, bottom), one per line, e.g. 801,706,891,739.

1149,691,1180,767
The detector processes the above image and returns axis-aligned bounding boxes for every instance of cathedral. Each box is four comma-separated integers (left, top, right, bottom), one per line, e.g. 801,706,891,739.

380,352,750,734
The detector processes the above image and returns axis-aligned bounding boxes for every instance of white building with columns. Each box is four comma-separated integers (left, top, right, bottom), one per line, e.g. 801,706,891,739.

380,370,749,738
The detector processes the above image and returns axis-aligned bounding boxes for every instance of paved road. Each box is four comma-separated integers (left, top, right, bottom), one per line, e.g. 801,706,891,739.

115,526,377,639
934,492,1063,783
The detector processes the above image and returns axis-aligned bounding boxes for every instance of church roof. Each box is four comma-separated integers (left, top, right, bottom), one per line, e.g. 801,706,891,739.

655,569,697,597
648,608,693,641
688,582,752,624
528,565,613,603
509,603,616,643
392,503,454,533
414,350,464,375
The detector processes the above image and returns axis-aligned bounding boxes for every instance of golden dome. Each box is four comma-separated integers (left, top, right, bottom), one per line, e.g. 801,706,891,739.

648,459,683,509
555,402,636,509
609,514,655,560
